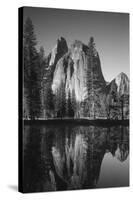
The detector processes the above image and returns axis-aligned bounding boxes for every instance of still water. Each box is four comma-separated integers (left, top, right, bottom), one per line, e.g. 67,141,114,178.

23,124,129,193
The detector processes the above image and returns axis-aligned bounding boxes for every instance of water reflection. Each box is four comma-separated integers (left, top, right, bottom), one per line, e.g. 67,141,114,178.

23,124,129,193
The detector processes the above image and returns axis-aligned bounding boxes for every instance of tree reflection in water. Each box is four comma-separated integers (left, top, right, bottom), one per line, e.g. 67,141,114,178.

23,124,129,192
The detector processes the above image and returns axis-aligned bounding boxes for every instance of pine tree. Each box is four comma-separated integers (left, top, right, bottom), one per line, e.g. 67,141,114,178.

120,97,124,120
43,82,54,118
24,17,37,87
71,89,77,117
105,94,112,119
119,94,129,120
66,90,74,117
55,81,66,118
109,91,119,119
39,46,46,76
39,46,45,63
87,37,96,119
23,17,42,119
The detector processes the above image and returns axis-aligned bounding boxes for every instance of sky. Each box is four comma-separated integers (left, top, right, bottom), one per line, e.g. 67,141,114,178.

23,7,129,82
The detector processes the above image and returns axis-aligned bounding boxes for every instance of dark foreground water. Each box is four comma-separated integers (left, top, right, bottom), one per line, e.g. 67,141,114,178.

23,123,129,193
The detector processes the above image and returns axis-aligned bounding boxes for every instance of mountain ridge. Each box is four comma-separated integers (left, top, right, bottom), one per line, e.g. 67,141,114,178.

42,37,129,119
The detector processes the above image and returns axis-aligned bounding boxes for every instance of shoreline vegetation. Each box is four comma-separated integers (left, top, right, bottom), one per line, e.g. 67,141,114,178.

23,118,129,127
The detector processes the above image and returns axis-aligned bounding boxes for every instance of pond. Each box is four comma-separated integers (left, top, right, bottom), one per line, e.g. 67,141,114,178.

23,123,129,193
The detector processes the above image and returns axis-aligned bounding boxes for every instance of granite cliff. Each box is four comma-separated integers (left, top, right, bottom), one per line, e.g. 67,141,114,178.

52,40,105,102
42,37,129,119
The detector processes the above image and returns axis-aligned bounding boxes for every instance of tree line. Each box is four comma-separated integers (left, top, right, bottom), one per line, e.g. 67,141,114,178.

23,18,77,119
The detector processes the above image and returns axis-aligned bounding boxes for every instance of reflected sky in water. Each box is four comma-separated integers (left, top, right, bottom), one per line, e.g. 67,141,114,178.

97,152,129,188
23,124,129,193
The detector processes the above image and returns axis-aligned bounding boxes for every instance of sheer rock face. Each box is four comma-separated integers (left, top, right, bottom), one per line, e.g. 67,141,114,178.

52,40,105,102
106,72,129,96
113,72,129,95
105,72,129,119
49,37,68,68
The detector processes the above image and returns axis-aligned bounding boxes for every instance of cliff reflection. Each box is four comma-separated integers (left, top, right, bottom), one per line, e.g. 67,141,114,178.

23,124,129,192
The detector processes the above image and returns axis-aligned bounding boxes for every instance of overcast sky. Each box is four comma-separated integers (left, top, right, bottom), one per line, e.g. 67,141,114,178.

23,7,129,82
